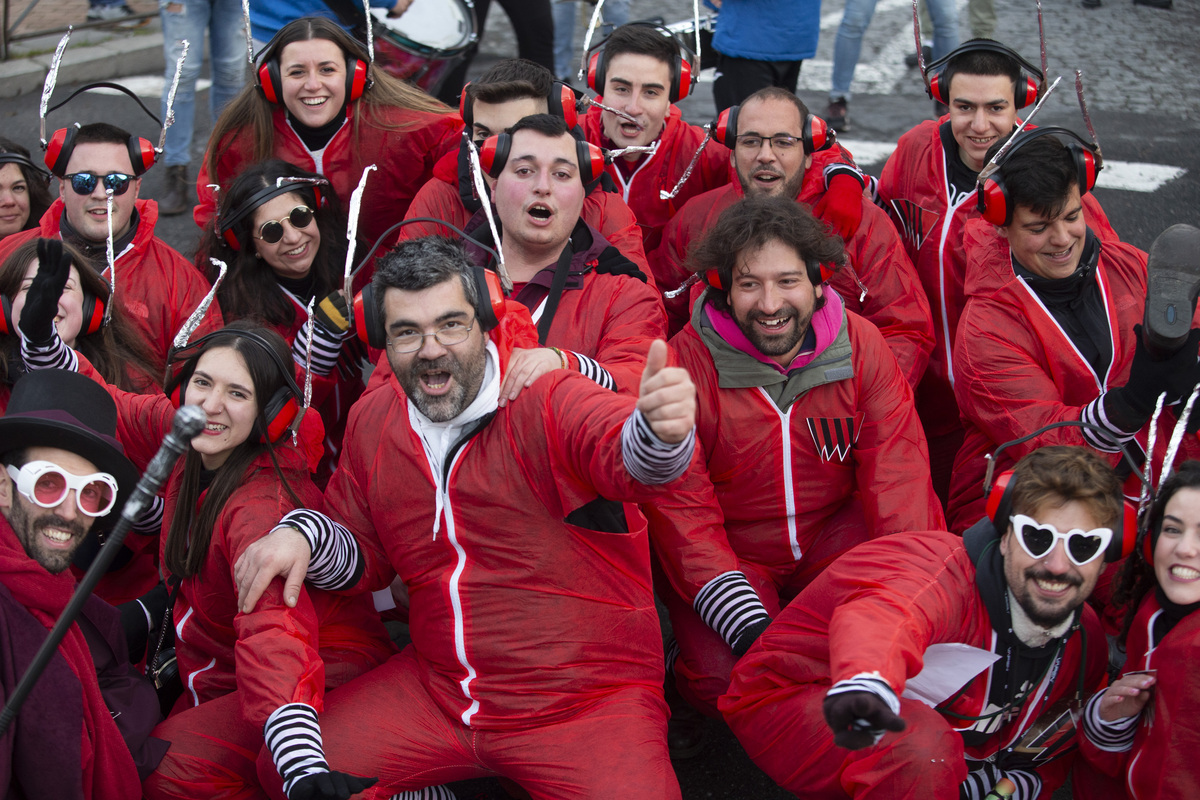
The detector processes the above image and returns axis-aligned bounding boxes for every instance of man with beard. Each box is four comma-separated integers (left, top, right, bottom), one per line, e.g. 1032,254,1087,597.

232,235,717,799
721,445,1114,800
653,87,934,386
648,195,943,724
0,368,165,797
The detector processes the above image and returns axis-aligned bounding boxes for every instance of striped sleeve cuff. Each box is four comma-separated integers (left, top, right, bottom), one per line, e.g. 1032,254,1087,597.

132,494,165,536
1080,395,1136,453
264,702,328,797
826,673,900,715
823,162,866,190
620,409,695,485
291,318,346,377
20,329,78,373
961,764,1041,800
693,571,771,650
1082,689,1139,752
571,351,616,392
273,509,364,591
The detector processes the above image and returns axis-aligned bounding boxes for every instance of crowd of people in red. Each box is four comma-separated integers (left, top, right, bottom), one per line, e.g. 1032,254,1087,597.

0,13,1198,800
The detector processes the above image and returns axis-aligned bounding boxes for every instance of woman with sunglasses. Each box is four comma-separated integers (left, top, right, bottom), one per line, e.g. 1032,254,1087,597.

196,16,460,256
1079,460,1200,798
199,159,364,484
0,138,53,242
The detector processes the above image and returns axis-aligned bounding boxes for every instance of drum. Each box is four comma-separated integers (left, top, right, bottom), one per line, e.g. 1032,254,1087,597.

663,13,718,71
371,0,478,96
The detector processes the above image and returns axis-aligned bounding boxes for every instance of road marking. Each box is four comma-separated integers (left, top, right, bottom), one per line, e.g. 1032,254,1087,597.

90,75,212,97
840,138,1187,192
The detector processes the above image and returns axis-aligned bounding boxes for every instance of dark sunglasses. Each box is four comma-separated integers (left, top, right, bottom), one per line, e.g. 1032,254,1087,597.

64,172,136,196
255,205,315,244
1010,513,1112,566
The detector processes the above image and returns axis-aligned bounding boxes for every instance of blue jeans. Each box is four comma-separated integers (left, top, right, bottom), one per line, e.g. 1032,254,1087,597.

552,0,631,80
829,0,958,101
160,0,247,167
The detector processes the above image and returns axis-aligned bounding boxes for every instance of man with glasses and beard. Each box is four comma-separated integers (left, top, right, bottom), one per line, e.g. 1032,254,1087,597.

0,122,221,371
722,445,1113,800
0,368,165,797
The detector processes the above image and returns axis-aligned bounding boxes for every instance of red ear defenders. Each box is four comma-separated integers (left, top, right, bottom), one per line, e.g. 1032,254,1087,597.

167,329,303,445
985,469,1137,563
926,40,1042,110
586,24,695,103
218,179,327,251
713,104,834,156
460,81,580,133
353,265,507,350
478,132,605,185
976,127,1102,227
701,258,835,293
44,124,156,179
255,31,371,106
0,289,105,338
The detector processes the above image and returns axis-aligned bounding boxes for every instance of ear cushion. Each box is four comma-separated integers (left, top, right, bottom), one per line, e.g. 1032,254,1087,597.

353,285,384,350
44,127,76,178
473,266,506,330
804,114,833,154
577,140,605,185
80,292,105,336
672,54,692,103
480,134,509,179
586,50,605,94
260,388,300,443
257,58,282,105
977,173,1011,226
985,470,1015,528
345,57,370,101
1067,141,1100,195
549,82,579,130
714,106,739,149
1015,76,1040,110
808,260,835,284
703,269,724,290
459,81,473,128
127,136,156,176
0,294,12,335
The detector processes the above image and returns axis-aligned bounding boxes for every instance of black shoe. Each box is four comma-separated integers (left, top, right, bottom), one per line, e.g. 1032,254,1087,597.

905,45,932,68
664,678,709,760
1144,224,1200,357
157,165,190,217
825,97,849,133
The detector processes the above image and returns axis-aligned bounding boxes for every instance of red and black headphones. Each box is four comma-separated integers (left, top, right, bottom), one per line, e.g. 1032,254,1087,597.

926,39,1043,110
712,103,835,155
352,264,507,350
701,256,834,294
255,30,372,106
42,82,164,178
460,80,580,133
0,286,105,338
477,131,606,185
976,127,1102,226
166,328,304,445
217,178,328,251
0,150,51,182
585,22,696,104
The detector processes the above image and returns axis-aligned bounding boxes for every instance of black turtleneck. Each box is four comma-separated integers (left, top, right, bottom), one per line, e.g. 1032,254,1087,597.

1152,584,1200,644
60,209,140,274
276,271,317,305
287,105,348,152
1013,230,1112,379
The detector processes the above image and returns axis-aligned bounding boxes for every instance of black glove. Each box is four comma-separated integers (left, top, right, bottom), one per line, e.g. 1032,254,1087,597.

117,581,171,664
730,616,771,658
1164,328,1200,403
1105,324,1200,431
822,690,906,750
19,238,73,345
288,771,378,800
313,292,351,337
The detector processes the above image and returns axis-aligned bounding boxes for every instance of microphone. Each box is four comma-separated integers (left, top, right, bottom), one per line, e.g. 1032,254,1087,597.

0,405,205,736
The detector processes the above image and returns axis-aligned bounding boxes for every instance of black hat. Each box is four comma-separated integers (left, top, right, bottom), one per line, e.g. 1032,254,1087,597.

0,369,138,532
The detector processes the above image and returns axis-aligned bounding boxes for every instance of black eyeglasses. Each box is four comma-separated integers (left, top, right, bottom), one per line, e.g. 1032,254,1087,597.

64,172,136,196
387,315,477,353
255,206,315,244
735,134,802,151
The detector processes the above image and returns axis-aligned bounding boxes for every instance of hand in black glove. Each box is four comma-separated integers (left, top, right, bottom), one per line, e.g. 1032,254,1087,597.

19,238,73,345
1164,328,1200,403
1106,324,1200,432
822,690,906,750
288,771,378,800
314,292,351,337
730,616,771,658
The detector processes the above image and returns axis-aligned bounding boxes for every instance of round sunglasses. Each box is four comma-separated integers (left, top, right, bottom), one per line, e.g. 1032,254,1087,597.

254,205,315,244
6,460,118,517
1010,513,1113,566
64,172,136,196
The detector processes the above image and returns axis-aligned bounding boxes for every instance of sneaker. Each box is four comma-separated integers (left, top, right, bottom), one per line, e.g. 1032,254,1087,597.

825,97,849,133
1144,224,1200,357
905,45,933,69
86,4,146,27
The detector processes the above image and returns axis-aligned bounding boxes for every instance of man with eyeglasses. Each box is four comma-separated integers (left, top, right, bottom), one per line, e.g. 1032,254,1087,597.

0,122,222,372
653,88,933,386
722,445,1113,800
230,235,714,798
0,368,166,797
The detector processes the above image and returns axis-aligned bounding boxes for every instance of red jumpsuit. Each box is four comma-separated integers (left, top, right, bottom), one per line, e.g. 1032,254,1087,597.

948,220,1200,533
195,104,461,254
653,175,934,384
1079,594,1200,799
400,146,653,281
581,104,733,254
877,119,1116,497
302,327,714,798
721,530,1107,799
107,391,393,800
0,198,224,373
655,293,944,716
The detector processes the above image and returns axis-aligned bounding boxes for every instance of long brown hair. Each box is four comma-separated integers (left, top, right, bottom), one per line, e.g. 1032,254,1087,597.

205,16,449,179
163,322,305,579
0,237,160,391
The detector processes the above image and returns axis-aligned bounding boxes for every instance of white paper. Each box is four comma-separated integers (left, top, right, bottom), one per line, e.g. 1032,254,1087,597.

901,642,1000,708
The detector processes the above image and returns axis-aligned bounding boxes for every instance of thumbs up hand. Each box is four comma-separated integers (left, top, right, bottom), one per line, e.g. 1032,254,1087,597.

637,339,695,444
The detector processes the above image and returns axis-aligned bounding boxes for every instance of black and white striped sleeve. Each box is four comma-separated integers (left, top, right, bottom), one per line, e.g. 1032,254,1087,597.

1081,689,1139,752
131,494,165,536
571,351,616,392
264,702,328,797
273,509,363,591
19,329,78,372
290,317,347,377
694,571,771,654
620,409,695,485
826,673,900,713
1080,394,1137,453
823,160,866,190
960,763,1042,800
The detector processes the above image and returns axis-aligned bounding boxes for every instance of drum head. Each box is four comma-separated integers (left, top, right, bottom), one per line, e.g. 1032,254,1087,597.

372,0,475,55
